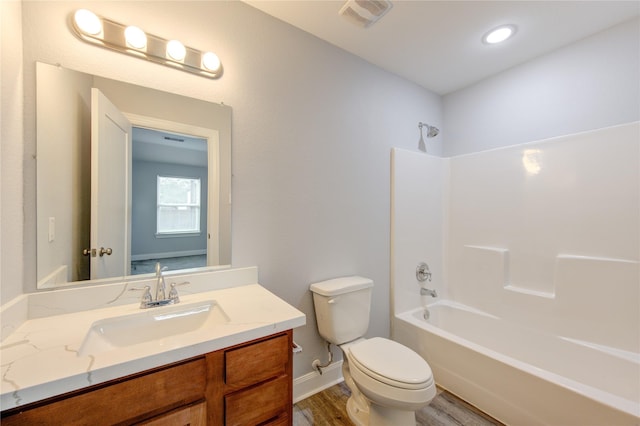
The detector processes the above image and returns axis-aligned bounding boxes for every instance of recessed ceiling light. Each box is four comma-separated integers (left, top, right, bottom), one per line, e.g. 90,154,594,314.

483,25,517,44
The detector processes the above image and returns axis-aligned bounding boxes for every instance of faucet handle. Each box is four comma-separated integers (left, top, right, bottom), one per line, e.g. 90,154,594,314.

129,285,153,308
168,281,190,303
416,262,432,282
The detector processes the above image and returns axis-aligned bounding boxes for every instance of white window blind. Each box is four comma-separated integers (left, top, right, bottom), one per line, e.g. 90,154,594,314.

156,176,201,235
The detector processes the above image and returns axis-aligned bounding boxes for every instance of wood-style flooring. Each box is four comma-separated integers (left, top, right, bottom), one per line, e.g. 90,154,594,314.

293,382,503,426
130,254,206,275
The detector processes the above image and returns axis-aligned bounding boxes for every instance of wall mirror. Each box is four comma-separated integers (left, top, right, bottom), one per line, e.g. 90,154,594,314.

36,62,231,289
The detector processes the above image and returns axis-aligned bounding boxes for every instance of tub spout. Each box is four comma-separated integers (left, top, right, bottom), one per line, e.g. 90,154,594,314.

420,287,437,297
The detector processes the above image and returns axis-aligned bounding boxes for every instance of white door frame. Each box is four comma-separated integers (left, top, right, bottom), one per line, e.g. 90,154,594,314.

125,113,221,266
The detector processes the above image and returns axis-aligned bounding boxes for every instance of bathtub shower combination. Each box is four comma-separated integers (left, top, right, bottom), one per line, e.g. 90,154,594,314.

390,122,640,425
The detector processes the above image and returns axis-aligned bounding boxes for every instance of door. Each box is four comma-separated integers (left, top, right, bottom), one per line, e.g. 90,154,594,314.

90,88,132,279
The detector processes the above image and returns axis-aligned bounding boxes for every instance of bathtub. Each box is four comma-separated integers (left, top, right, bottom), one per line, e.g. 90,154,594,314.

393,300,640,426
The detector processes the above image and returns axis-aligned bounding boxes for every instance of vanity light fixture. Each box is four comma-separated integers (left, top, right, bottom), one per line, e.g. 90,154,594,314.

483,24,517,45
70,9,222,79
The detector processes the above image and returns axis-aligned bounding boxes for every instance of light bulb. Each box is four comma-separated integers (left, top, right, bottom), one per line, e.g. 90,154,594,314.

166,40,186,61
483,25,516,44
74,9,102,36
125,26,147,49
202,52,221,72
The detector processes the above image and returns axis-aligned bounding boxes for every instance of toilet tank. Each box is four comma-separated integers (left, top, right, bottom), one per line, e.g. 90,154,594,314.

309,276,373,345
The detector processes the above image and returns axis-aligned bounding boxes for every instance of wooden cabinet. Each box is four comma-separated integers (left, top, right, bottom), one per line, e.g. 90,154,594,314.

224,333,291,425
139,401,207,426
1,330,293,426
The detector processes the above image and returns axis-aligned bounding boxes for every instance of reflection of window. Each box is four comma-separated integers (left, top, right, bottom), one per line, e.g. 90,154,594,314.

157,176,201,235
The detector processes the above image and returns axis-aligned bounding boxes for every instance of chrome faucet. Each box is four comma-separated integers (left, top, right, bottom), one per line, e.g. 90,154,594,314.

420,287,438,297
155,262,169,301
417,262,437,298
133,263,188,309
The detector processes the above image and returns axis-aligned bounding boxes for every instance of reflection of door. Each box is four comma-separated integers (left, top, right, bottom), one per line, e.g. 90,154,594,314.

91,88,132,279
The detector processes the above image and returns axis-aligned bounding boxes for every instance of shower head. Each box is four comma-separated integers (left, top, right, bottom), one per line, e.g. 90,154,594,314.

418,122,439,138
417,122,439,153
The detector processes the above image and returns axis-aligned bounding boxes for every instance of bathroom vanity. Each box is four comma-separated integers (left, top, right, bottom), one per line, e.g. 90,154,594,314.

2,331,292,425
0,267,305,425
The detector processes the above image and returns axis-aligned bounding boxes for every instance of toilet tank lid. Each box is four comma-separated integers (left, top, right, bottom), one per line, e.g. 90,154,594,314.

310,276,373,296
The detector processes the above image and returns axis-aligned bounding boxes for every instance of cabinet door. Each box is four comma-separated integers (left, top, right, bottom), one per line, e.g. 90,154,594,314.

225,375,290,426
138,401,206,426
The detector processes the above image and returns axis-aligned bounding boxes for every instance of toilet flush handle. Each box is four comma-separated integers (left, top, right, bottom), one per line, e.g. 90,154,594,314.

327,298,337,304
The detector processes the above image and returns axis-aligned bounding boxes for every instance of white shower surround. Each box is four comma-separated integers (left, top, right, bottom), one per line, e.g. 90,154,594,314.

390,122,640,425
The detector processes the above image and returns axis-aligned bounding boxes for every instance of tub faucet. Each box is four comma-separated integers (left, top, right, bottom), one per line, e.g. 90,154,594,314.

420,287,437,298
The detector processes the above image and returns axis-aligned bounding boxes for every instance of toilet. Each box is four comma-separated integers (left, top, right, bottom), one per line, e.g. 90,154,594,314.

310,276,436,426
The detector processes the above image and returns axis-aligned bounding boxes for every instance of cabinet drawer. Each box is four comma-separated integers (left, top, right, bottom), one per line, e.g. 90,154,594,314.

2,358,206,425
225,334,288,387
224,375,289,426
138,400,206,426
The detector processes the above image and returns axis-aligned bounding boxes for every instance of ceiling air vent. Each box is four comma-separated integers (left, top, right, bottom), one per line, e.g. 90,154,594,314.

339,0,393,28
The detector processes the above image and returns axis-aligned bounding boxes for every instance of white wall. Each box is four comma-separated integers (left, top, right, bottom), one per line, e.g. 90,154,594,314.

0,0,25,305
6,1,442,381
443,17,640,156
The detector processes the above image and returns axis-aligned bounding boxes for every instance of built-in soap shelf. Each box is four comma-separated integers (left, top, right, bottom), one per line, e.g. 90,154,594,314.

463,245,554,298
462,245,638,300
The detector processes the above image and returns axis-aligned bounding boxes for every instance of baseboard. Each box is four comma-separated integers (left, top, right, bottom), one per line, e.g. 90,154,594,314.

293,360,344,403
131,249,206,261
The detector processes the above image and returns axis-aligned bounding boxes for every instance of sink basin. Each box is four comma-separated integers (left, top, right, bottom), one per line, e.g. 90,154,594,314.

78,300,229,356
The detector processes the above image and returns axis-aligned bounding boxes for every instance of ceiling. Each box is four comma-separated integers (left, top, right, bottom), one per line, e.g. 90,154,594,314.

244,1,639,95
133,127,207,167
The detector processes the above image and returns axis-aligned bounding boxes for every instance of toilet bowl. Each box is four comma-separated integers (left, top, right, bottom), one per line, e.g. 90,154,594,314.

310,276,436,426
341,337,436,425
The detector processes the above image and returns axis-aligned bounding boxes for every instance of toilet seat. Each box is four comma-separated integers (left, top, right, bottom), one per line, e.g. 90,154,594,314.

348,337,433,390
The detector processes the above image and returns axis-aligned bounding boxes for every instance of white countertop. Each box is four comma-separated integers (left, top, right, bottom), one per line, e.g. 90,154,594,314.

0,268,305,410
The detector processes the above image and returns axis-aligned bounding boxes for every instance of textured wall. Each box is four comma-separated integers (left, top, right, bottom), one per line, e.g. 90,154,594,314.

1,1,25,304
